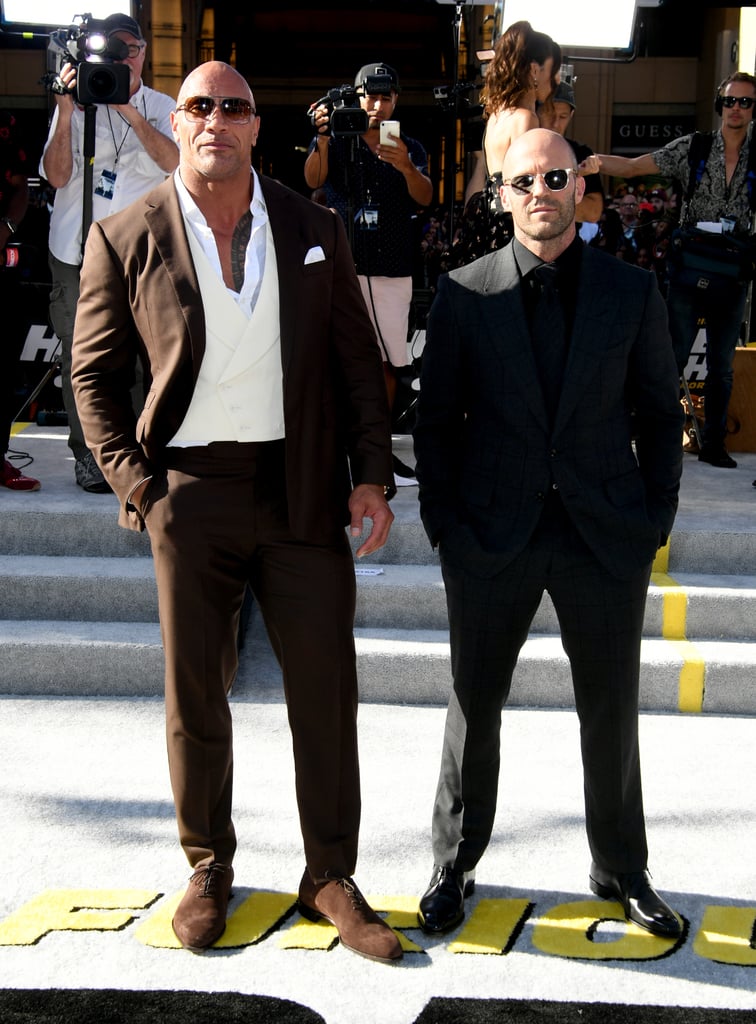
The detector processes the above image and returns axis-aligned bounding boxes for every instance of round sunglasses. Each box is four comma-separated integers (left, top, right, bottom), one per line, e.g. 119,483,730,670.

720,95,755,109
502,168,576,195
176,96,256,124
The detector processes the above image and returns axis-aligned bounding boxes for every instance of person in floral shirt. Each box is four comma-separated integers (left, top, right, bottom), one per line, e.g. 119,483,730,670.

587,72,756,472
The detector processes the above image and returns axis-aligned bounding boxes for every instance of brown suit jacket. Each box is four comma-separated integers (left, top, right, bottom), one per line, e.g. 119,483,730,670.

72,173,394,540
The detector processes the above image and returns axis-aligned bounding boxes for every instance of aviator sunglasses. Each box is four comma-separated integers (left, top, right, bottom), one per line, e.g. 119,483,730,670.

720,95,755,109
176,96,256,124
502,168,576,195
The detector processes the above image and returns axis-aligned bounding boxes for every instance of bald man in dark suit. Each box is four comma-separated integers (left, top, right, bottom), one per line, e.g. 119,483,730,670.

414,129,684,940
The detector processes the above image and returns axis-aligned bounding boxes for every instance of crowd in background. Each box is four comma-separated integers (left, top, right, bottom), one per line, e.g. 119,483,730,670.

415,182,684,297
582,183,681,295
0,15,747,488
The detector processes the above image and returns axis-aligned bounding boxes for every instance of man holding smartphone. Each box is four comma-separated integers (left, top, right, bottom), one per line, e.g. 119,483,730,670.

305,62,433,485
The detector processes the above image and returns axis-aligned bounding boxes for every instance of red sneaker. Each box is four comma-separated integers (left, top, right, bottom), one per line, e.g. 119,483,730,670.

1,459,41,492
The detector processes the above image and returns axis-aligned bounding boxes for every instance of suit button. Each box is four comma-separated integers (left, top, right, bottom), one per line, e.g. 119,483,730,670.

550,449,558,457
536,492,545,501
552,483,559,490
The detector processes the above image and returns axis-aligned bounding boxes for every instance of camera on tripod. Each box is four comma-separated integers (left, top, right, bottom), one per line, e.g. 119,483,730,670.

308,72,394,137
433,81,477,112
43,13,131,106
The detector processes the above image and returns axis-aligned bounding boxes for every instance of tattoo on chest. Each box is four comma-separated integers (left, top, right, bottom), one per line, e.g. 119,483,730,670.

230,211,253,292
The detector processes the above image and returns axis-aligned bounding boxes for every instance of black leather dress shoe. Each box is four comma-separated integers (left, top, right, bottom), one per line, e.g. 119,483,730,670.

589,863,682,938
418,865,476,934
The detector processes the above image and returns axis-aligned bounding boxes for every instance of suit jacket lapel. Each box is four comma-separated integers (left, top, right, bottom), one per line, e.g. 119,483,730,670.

143,179,206,377
554,246,619,433
259,176,297,376
480,246,550,432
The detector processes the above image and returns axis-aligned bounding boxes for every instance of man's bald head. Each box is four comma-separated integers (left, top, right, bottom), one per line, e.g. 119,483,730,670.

502,128,576,181
171,61,259,192
500,128,584,257
177,61,255,109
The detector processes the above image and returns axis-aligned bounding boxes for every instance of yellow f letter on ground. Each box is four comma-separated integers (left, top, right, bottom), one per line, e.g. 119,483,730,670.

0,890,160,945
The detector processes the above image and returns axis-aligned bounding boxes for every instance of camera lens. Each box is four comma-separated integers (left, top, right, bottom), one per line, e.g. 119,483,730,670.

85,67,118,101
76,61,131,104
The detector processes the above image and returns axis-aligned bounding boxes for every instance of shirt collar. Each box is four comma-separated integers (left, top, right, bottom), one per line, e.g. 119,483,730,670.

513,234,583,278
173,166,265,232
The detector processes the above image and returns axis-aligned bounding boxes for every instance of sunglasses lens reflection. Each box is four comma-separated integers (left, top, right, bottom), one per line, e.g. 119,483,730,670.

186,97,214,117
510,169,571,194
182,97,254,122
544,170,570,190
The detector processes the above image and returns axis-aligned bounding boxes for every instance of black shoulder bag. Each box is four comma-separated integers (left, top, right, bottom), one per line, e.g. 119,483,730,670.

669,131,756,293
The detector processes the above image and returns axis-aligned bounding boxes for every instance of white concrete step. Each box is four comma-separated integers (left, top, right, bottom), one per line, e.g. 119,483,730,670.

2,557,755,644
2,617,753,715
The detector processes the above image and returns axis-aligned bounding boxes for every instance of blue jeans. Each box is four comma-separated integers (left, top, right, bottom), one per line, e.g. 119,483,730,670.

666,278,747,448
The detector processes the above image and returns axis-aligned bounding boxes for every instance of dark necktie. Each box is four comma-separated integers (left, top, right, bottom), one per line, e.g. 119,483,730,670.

531,262,567,422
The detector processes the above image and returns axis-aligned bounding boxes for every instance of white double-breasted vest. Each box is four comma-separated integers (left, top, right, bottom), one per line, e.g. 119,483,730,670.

169,222,284,444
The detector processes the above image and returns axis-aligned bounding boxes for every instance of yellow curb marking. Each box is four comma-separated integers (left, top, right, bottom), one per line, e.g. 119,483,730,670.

670,640,707,713
651,566,706,713
652,539,670,575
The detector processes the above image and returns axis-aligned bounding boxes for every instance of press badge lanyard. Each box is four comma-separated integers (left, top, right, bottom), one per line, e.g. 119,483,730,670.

95,96,146,200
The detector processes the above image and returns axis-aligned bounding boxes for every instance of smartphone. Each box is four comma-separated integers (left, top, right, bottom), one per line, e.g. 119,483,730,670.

379,120,400,147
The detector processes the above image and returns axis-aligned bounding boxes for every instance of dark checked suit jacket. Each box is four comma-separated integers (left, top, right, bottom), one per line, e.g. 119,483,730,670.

413,239,684,581
72,173,393,541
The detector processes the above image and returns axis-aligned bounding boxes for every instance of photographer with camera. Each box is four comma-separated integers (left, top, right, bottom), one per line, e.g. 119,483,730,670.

304,62,433,485
41,12,178,493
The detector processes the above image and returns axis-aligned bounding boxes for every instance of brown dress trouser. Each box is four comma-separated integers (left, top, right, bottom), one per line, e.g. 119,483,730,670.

143,439,361,879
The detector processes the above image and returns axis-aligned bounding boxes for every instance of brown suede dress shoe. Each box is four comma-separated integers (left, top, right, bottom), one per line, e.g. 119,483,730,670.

298,869,403,964
172,862,234,951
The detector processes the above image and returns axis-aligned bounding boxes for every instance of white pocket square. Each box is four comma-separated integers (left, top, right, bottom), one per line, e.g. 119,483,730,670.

304,245,326,265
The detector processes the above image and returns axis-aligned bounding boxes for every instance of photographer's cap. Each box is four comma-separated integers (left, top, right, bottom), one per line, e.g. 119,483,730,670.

553,82,576,109
355,63,400,93
103,13,144,40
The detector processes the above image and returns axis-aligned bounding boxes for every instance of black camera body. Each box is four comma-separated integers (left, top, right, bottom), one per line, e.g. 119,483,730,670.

44,15,131,106
361,73,394,97
309,85,367,137
308,73,394,137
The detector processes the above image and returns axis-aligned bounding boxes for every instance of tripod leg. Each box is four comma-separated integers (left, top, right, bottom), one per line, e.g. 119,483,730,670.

12,359,62,427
